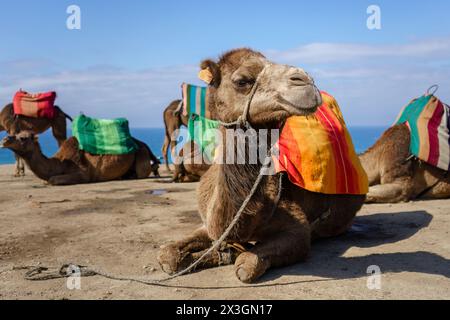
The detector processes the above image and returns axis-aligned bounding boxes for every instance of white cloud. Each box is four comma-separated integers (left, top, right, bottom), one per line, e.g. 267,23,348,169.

266,38,450,64
264,37,450,126
0,64,201,127
1,37,449,127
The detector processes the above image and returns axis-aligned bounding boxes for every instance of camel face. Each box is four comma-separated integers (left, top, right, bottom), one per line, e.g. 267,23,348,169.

0,132,36,153
202,48,321,127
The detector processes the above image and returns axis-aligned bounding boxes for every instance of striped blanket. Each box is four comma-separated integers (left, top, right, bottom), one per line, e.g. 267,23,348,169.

181,83,219,159
181,83,212,119
273,92,369,195
395,94,450,171
13,90,57,119
72,115,138,155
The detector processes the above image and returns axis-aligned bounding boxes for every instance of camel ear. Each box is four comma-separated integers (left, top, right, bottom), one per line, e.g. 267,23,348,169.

200,60,221,87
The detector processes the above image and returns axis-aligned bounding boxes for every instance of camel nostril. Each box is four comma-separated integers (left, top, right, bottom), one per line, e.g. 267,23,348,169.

289,73,311,86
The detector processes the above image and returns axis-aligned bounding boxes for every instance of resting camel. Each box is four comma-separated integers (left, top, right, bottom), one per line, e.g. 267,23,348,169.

360,123,450,203
0,131,160,185
158,48,365,283
162,100,188,172
0,103,72,176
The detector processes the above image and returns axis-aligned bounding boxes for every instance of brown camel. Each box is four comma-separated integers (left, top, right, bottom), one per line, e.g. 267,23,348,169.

162,100,188,172
158,48,366,283
0,103,72,176
0,131,160,185
360,123,450,203
162,100,214,183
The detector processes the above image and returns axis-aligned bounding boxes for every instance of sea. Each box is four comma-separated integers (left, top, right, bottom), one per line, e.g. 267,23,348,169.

0,127,387,165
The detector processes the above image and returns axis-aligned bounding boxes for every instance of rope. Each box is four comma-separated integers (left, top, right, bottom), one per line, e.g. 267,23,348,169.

16,263,338,289
20,64,293,287
161,155,273,281
23,156,276,286
426,84,439,96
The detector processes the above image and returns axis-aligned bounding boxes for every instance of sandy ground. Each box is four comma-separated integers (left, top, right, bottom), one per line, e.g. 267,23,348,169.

0,164,449,300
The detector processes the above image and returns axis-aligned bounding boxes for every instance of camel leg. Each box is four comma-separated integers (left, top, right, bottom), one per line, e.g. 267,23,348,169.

158,227,213,274
14,154,25,177
51,117,68,147
234,224,311,283
158,227,240,274
421,180,450,199
162,136,171,172
366,180,413,203
48,172,89,186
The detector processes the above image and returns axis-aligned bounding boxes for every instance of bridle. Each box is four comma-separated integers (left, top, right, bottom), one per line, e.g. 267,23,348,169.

216,63,321,131
216,64,272,130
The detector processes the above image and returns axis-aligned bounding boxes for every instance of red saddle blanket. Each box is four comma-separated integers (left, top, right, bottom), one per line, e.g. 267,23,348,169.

13,91,57,119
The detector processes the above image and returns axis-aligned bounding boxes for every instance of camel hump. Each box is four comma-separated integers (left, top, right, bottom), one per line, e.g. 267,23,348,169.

54,137,82,163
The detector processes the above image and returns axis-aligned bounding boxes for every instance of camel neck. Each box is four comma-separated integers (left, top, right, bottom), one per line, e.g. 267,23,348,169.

212,128,269,222
18,144,66,181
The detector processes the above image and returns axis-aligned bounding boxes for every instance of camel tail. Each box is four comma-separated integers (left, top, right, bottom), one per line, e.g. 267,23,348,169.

55,106,73,122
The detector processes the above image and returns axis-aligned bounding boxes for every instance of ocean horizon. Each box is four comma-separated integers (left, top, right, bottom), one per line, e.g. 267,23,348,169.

0,126,387,165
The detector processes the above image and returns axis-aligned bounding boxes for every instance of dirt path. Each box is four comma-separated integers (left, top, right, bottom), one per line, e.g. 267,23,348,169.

0,164,449,300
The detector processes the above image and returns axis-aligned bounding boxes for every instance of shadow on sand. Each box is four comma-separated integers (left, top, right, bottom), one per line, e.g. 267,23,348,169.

261,210,449,282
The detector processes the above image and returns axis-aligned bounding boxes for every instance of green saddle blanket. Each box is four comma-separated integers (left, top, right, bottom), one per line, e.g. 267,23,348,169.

72,115,138,155
187,114,220,161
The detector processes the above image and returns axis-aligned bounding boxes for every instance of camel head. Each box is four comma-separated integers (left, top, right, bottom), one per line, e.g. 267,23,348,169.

200,48,322,128
0,131,38,154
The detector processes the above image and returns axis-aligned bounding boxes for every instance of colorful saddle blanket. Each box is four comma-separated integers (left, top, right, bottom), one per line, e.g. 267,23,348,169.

72,115,138,155
394,94,450,171
273,91,369,195
13,90,57,119
181,83,219,159
181,83,212,118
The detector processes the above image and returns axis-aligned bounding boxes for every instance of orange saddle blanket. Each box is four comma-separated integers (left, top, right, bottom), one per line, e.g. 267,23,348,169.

273,91,369,195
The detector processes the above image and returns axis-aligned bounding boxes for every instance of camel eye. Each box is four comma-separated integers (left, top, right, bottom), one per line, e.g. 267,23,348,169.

235,78,255,88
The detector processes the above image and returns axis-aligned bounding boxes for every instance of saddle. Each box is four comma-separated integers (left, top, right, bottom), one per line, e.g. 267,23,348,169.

13,90,57,119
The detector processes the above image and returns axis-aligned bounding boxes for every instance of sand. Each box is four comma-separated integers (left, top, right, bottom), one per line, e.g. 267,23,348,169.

0,164,448,300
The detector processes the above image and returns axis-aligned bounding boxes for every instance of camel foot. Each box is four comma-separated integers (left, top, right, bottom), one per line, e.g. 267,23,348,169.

157,244,185,275
234,252,270,283
158,244,236,275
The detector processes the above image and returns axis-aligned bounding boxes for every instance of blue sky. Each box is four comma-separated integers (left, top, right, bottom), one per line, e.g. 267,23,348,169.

0,0,449,127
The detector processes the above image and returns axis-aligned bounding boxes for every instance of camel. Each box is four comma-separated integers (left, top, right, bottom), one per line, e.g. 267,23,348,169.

158,48,366,283
162,100,188,172
0,131,160,185
360,123,450,203
0,103,72,177
162,100,214,183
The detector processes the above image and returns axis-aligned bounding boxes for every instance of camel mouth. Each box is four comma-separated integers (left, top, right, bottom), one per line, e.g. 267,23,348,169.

276,94,319,116
0,136,13,148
